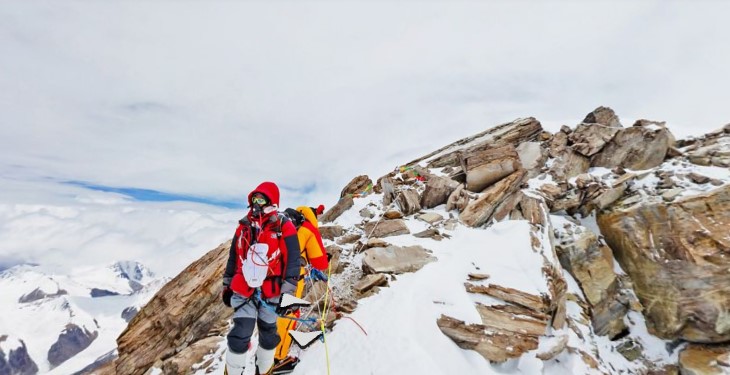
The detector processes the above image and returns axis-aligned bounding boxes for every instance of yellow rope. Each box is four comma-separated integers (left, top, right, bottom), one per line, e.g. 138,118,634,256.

320,259,333,375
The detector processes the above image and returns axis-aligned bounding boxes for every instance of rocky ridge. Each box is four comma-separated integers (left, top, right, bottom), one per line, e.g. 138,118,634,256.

91,107,729,375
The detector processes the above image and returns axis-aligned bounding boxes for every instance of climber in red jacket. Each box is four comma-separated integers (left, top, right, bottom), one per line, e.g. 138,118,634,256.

221,182,302,375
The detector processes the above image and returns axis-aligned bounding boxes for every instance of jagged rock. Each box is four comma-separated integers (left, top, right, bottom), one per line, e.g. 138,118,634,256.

18,287,68,303
549,148,591,182
121,306,138,323
536,335,569,361
319,196,354,223
0,337,38,375
554,223,627,338
467,273,490,281
363,219,409,238
662,188,683,201
48,324,99,367
335,233,361,245
686,132,730,168
412,228,444,241
353,274,388,294
592,124,674,170
363,238,390,250
325,244,344,273
379,177,396,206
442,218,459,231
616,338,643,361
340,175,373,198
420,176,457,209
408,117,543,169
598,185,730,342
361,245,435,274
319,225,344,240
115,241,232,375
159,336,220,375
383,210,403,219
688,172,711,184
445,184,469,213
516,141,547,178
460,169,527,227
416,212,443,225
359,207,375,219
569,122,621,157
395,189,421,216
465,283,548,313
461,144,522,193
583,106,622,128
549,130,569,158
437,315,539,363
679,344,730,375
476,303,548,336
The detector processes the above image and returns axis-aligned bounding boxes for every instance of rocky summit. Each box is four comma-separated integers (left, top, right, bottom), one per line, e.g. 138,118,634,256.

81,107,729,375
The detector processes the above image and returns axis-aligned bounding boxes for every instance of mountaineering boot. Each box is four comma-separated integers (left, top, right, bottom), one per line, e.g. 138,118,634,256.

225,349,247,375
255,347,276,375
271,356,300,374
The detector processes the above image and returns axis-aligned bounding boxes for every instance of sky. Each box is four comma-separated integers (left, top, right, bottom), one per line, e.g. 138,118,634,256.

1,0,730,272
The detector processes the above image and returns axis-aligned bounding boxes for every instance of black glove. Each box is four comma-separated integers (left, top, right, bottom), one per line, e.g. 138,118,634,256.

222,286,233,307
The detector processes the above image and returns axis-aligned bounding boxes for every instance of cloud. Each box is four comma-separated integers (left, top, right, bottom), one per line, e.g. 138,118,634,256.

1,0,729,211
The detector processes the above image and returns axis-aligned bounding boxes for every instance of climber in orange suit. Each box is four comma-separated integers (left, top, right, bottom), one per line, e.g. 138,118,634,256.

272,204,329,373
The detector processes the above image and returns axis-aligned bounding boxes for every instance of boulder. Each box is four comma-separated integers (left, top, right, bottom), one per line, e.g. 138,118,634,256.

460,144,522,193
383,210,403,219
553,222,627,338
361,245,435,274
340,175,373,198
549,148,591,182
319,196,354,223
569,122,621,157
353,274,388,294
592,125,674,170
679,344,730,375
437,315,539,363
582,106,622,128
445,184,470,213
363,219,410,238
597,185,730,342
420,176,457,209
408,117,543,169
395,189,421,215
685,132,730,168
460,169,527,227
319,225,344,240
416,212,444,225
516,141,548,178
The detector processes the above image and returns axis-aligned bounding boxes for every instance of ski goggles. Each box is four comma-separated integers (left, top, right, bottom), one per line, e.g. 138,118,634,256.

251,195,269,206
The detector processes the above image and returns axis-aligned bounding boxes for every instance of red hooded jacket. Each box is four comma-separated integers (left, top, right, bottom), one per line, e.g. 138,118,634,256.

223,182,302,299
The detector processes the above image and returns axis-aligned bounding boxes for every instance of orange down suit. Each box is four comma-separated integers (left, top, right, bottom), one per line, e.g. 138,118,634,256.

274,206,329,361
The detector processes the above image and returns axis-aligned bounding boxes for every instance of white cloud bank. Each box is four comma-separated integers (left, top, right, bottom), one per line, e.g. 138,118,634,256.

1,0,729,208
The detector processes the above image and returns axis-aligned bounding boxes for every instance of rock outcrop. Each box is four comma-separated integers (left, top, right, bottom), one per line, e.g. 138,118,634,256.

48,324,99,367
0,337,38,375
114,241,231,375
598,185,730,342
553,221,628,338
